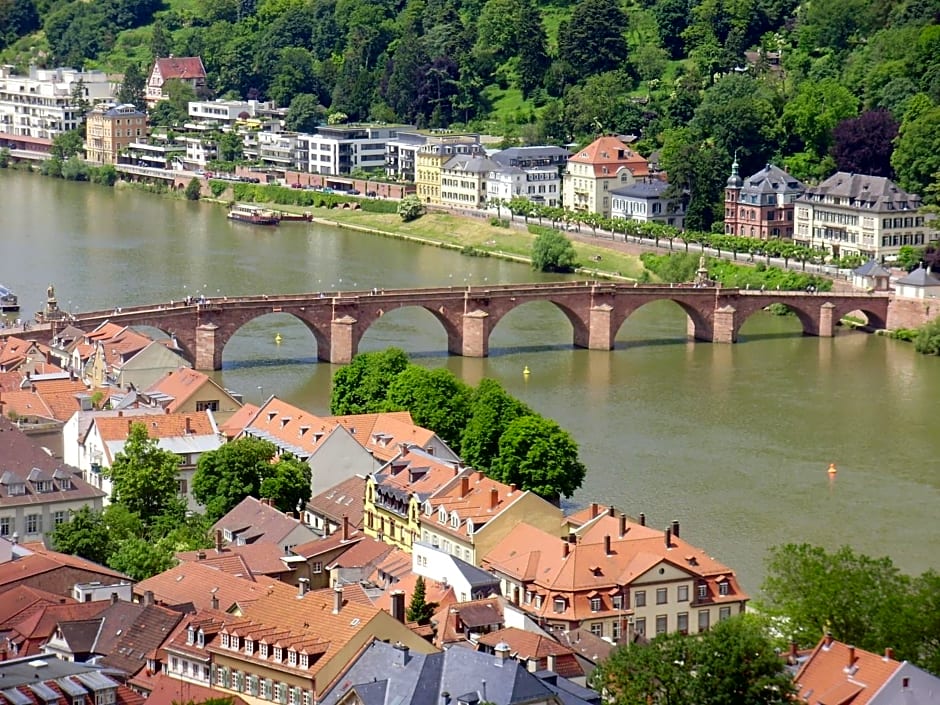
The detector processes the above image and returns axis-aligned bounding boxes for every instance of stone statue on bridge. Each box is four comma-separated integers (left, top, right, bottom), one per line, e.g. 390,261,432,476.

42,283,63,321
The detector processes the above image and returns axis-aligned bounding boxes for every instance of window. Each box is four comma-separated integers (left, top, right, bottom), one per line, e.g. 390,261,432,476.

535,595,543,608
273,646,282,662
196,400,220,411
634,590,646,607
719,581,730,596
187,627,195,645
553,597,565,613
655,615,667,635
216,667,227,687
589,622,603,637
656,588,668,604
221,633,229,648
171,657,180,672
26,514,40,534
677,585,689,602
698,584,708,599
719,606,732,621
300,653,309,668
590,597,601,612
612,619,621,641
677,612,689,634
288,650,297,666
289,687,299,705
230,635,240,650
263,680,273,700
525,591,532,604
634,617,646,636
698,610,710,631
197,629,205,647
274,684,282,704
260,642,269,658
312,561,322,574
244,639,254,655
612,595,623,610
0,518,8,536
249,676,259,696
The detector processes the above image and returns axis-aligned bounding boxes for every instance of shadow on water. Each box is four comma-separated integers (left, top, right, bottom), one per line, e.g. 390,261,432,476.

736,331,808,343
222,356,321,371
487,343,576,357
615,337,692,350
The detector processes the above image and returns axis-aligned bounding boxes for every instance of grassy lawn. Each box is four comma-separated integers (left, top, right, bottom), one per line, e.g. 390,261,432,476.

304,208,647,280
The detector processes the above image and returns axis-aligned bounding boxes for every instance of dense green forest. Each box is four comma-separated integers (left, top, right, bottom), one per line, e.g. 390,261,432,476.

2,0,940,228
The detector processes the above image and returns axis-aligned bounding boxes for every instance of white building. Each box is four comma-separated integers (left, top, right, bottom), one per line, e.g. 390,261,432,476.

188,99,283,126
486,146,567,208
893,266,940,299
386,130,482,183
610,179,686,229
295,123,413,175
412,541,500,603
794,172,929,261
0,65,113,143
440,153,500,209
257,130,296,169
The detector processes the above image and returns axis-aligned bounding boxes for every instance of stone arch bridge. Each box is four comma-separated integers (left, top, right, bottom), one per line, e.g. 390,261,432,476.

56,282,889,370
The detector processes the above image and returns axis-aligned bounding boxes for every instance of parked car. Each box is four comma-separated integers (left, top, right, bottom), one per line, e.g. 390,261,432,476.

348,189,361,195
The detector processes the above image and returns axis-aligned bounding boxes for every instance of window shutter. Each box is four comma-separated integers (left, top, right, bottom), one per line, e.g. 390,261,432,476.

279,683,288,704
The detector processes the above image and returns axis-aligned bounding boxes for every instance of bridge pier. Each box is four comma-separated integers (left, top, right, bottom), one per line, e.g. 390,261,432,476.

462,310,490,357
587,304,615,350
712,305,737,343
195,323,223,370
330,316,356,364
818,302,835,337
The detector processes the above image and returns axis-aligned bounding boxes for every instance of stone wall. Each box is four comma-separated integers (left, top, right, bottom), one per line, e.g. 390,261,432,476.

887,296,940,330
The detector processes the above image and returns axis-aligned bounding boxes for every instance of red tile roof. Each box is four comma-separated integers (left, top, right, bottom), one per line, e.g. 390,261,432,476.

306,474,365,530
176,543,291,577
423,471,529,539
92,410,216,442
144,368,231,413
568,135,650,179
477,627,584,678
794,637,901,705
329,412,436,461
144,673,250,705
219,402,258,439
133,561,272,612
0,584,68,625
154,57,206,81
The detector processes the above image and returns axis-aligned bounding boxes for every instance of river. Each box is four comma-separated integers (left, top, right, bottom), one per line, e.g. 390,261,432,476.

2,169,938,594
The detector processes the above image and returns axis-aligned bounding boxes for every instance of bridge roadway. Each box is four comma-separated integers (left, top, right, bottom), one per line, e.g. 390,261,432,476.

32,282,888,369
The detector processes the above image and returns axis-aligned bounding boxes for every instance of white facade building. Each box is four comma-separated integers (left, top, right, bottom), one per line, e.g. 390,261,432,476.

610,179,686,229
0,65,113,142
188,99,283,125
412,542,501,603
295,124,413,175
487,146,567,208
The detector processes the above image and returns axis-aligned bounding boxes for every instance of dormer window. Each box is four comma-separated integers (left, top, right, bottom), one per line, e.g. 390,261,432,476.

244,638,254,655
288,649,297,666
220,633,230,648
273,646,283,662
187,626,195,645
59,477,72,490
698,584,708,599
718,581,730,596
299,653,309,668
230,635,240,650
424,501,433,515
553,597,565,613
450,512,460,528
197,629,205,647
36,480,52,492
438,508,447,523
259,642,269,658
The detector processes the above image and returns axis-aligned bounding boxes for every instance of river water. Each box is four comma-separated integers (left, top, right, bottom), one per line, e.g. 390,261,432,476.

2,169,938,594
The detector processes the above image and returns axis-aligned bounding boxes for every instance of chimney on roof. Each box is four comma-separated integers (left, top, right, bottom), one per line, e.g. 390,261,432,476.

390,590,406,623
604,535,612,556
494,642,510,664
847,645,856,669
607,505,615,517
568,532,576,544
562,541,570,559
392,641,410,667
117,410,123,417
297,578,309,598
342,515,350,542
332,585,343,614
509,483,516,494
664,527,672,548
619,514,627,538
639,512,646,526
884,647,894,661
127,419,132,433
197,550,206,560
185,416,192,433
671,520,680,538
215,528,223,553
590,502,599,518
489,487,499,510
110,592,119,605
143,590,155,606
824,632,834,648
460,475,470,498
210,592,219,610
165,406,171,414
546,653,557,673
788,640,798,664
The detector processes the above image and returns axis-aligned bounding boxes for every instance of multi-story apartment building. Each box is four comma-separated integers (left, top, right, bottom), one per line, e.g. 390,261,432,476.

386,130,481,182
257,130,297,170
793,171,929,261
563,135,650,218
440,153,500,209
610,178,686,229
485,146,568,208
294,124,412,176
415,135,484,204
723,160,804,238
363,446,467,553
483,505,748,643
188,99,284,126
416,470,563,566
0,66,112,147
84,103,148,165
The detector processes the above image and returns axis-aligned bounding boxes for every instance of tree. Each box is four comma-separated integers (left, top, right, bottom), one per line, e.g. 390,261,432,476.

558,0,629,78
406,575,434,624
105,422,184,526
532,229,578,272
192,437,278,520
892,104,940,202
117,62,147,110
107,536,176,580
286,93,324,133
591,615,794,705
50,506,112,565
397,194,425,222
489,415,586,500
759,543,912,653
782,79,859,160
330,348,411,415
460,378,532,471
385,365,472,451
50,129,84,160
217,130,244,162
150,18,171,59
831,110,898,178
259,453,312,514
185,177,202,200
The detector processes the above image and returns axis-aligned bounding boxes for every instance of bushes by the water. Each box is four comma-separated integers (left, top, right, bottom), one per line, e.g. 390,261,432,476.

641,252,832,292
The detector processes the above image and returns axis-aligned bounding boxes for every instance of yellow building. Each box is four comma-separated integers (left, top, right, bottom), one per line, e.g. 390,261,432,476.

364,446,466,553
414,135,484,205
563,135,650,218
84,103,148,165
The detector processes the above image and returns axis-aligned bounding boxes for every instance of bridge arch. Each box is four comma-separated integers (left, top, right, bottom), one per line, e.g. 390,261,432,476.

486,297,591,350
730,298,821,339
211,311,330,367
830,301,888,330
611,297,714,343
352,302,463,356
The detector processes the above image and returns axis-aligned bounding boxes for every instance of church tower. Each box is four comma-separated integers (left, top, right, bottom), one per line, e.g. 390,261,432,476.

724,154,742,234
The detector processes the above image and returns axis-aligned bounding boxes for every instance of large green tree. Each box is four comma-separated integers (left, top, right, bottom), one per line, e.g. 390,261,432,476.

892,102,940,201
117,62,147,110
557,0,629,78
459,378,532,471
259,453,312,514
105,422,184,526
330,348,410,415
531,229,578,272
781,79,859,161
192,436,278,520
385,365,472,452
591,615,794,705
489,415,586,500
50,506,112,565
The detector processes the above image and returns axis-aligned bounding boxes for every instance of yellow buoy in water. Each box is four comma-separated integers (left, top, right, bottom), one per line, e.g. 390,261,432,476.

523,365,530,376
275,333,283,345
827,463,837,475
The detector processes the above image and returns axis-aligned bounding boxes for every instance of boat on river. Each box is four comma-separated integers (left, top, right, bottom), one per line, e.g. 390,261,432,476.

227,204,280,226
0,284,18,311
